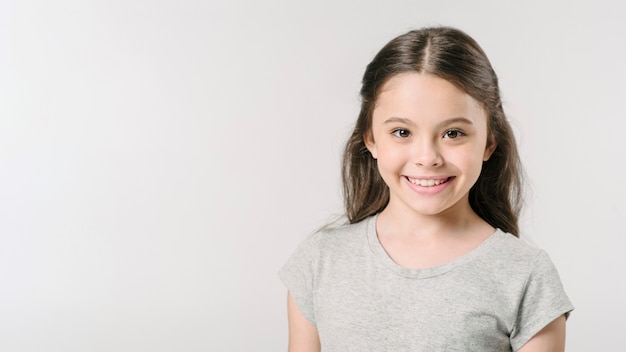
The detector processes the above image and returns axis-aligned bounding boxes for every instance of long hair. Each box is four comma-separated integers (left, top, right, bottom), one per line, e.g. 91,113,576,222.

341,26,524,236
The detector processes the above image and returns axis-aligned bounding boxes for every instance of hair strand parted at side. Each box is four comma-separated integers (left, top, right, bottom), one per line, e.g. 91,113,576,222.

341,26,524,237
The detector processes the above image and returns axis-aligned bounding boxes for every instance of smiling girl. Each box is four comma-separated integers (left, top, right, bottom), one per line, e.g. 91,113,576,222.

280,26,573,351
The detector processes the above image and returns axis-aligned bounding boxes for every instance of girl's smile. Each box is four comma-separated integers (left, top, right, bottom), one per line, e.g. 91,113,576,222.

404,175,455,195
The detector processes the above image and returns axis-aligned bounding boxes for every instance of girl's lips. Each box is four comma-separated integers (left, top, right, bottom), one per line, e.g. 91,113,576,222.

404,176,455,194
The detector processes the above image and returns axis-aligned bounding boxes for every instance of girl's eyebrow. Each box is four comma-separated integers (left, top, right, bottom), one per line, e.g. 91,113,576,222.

383,116,474,128
383,117,416,126
437,117,474,128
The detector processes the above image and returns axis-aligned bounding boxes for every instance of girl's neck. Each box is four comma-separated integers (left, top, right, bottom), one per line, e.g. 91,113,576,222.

377,200,492,241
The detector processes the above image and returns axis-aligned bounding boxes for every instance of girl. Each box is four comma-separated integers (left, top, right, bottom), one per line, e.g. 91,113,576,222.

280,26,573,351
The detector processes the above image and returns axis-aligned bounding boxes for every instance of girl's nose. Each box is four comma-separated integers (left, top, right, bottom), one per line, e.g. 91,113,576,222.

413,141,442,167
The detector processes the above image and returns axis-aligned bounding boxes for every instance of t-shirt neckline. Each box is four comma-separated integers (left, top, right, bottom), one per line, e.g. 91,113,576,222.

366,214,503,279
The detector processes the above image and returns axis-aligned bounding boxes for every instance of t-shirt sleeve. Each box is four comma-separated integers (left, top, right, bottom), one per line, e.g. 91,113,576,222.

278,232,322,327
510,250,574,351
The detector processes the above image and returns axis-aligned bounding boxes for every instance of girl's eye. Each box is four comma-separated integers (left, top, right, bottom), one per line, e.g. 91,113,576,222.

444,129,465,139
392,129,411,138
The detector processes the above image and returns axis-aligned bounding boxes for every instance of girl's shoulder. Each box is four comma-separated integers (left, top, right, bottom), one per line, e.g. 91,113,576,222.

482,230,559,276
303,215,373,251
491,230,543,257
280,216,374,283
282,216,379,271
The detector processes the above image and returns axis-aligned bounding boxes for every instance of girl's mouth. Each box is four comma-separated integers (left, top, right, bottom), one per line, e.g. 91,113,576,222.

406,176,453,187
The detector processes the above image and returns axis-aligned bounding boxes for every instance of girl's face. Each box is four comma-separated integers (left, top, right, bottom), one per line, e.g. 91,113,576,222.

365,73,495,218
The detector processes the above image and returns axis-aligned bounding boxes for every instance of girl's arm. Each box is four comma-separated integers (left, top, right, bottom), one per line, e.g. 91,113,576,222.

517,315,567,352
287,292,320,352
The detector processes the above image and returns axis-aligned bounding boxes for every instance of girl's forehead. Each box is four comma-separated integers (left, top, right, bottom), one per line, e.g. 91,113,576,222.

378,73,467,102
373,73,485,121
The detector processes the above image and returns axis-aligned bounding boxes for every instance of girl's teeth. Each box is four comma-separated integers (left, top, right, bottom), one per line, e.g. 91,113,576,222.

409,178,447,187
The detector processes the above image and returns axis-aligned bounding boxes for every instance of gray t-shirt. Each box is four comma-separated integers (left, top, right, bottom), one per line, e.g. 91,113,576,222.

279,215,573,351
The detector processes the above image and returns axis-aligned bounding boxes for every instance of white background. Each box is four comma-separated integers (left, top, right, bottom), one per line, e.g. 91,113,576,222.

1,0,624,351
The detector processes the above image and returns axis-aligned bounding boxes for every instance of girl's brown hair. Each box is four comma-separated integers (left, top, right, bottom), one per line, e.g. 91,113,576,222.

342,26,524,236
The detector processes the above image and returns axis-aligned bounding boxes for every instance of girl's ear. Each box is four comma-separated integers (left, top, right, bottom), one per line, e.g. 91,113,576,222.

483,132,497,161
364,131,378,159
